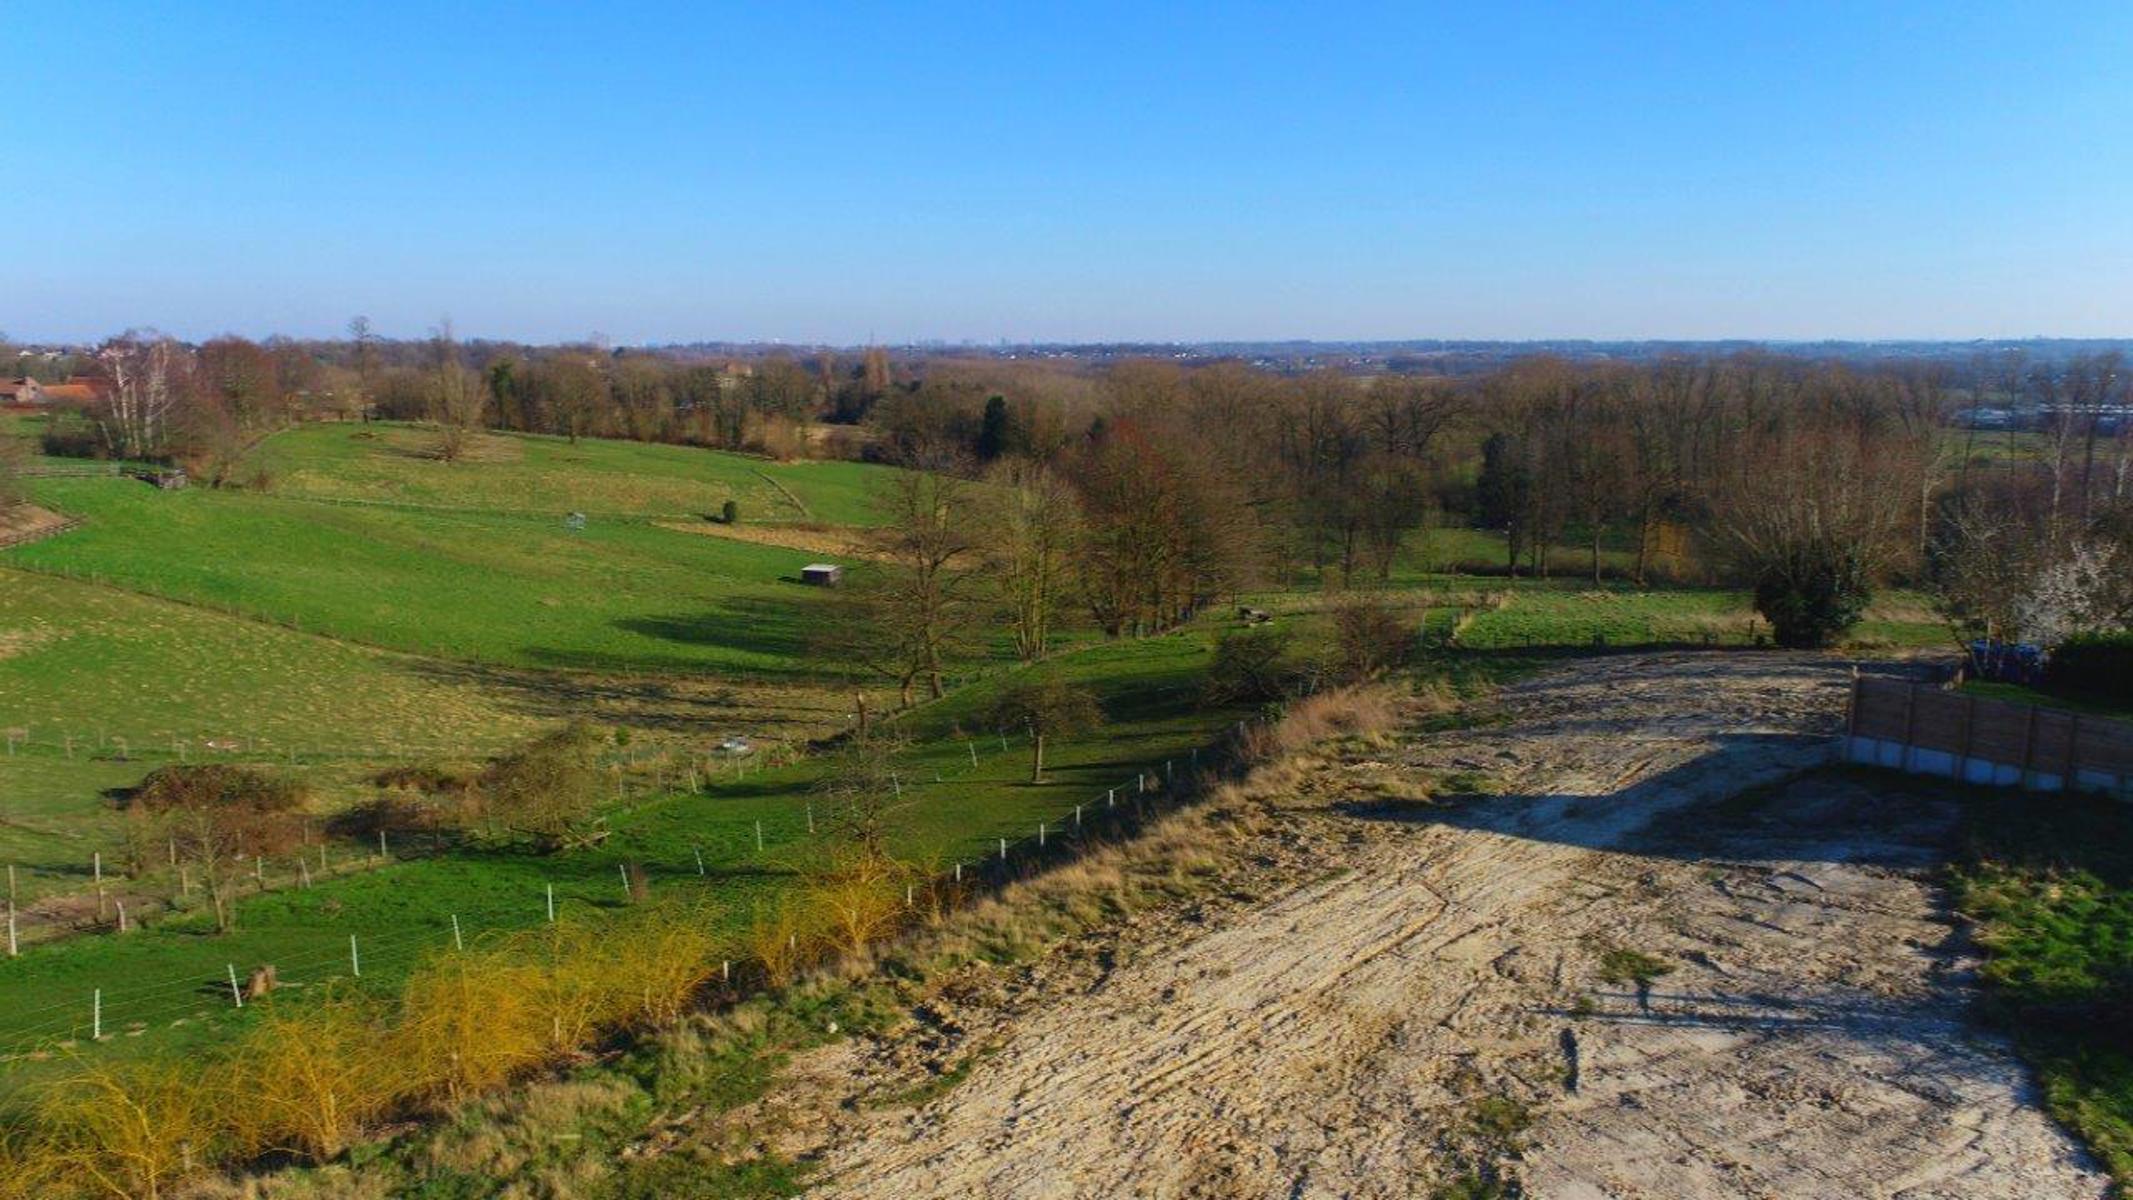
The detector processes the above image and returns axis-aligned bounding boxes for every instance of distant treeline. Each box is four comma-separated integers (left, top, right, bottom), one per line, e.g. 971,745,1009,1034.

8,325,2130,652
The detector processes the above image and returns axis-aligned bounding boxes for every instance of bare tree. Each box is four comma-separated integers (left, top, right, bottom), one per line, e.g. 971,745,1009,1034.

427,320,484,463
987,460,1081,661
810,731,910,863
1705,369,1922,647
986,675,1103,783
93,330,191,460
828,464,987,705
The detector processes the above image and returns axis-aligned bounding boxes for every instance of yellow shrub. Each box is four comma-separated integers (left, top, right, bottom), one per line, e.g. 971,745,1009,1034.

33,1056,216,1200
217,996,393,1162
389,951,549,1107
746,897,817,988
605,906,720,1025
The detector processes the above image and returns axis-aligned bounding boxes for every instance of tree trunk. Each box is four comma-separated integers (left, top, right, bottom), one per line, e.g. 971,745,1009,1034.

1634,505,1654,588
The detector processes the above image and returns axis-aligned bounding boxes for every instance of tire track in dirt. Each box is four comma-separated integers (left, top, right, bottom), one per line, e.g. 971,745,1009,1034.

804,653,2107,1199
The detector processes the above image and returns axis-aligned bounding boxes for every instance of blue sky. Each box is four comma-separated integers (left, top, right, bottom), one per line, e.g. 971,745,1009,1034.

3,1,2130,344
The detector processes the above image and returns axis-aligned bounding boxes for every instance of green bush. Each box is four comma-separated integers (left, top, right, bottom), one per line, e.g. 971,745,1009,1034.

1203,627,1297,703
1752,553,1869,649
477,722,607,852
2048,632,2133,705
721,498,740,524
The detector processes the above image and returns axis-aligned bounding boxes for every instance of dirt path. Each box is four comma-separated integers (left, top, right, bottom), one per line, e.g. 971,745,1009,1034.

799,653,2107,1198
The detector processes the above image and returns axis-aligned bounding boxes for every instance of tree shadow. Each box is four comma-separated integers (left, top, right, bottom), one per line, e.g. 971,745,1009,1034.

398,655,832,736
605,594,827,664
1344,736,1962,870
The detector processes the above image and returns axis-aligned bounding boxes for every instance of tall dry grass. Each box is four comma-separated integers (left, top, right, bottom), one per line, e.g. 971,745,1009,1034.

1238,683,1411,762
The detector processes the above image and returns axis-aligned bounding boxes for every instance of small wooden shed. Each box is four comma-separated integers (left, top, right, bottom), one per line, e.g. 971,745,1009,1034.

801,563,843,587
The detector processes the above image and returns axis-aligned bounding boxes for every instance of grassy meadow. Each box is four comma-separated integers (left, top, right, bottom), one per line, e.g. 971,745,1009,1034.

9,478,855,675
250,423,888,525
0,419,1948,1096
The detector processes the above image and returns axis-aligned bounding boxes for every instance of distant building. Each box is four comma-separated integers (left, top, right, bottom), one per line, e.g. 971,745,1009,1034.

39,377,112,406
0,378,43,405
800,563,843,587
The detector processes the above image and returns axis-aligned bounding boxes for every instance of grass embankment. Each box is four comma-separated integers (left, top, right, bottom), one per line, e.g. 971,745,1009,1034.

1952,785,2133,1187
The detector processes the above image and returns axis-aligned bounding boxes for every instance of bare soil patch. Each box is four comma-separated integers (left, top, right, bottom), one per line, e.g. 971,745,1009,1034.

770,653,2105,1198
0,504,72,548
652,519,883,562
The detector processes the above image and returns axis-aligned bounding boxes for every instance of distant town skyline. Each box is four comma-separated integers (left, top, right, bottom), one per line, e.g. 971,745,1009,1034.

5,2,2131,345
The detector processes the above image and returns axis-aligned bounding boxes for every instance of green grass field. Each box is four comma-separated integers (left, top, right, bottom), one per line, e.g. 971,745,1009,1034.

0,623,1252,1079
8,479,860,675
251,423,889,525
1952,783,2133,1186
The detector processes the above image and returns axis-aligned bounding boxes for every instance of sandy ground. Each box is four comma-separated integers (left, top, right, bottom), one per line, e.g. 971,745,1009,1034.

780,653,2107,1199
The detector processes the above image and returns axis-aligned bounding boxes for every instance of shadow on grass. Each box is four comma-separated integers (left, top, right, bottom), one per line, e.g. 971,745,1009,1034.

397,655,840,736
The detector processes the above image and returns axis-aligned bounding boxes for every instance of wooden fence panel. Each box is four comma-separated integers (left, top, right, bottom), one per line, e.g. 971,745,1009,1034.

1843,675,2132,798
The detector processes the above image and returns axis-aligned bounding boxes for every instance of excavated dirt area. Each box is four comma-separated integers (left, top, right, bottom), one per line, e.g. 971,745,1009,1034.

771,653,2106,1198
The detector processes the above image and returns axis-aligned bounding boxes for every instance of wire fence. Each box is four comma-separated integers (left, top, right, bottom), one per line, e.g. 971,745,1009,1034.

0,710,1267,1063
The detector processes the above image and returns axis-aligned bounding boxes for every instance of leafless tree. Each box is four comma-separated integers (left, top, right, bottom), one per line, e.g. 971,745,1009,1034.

427,320,483,463
94,330,191,459
987,460,1081,661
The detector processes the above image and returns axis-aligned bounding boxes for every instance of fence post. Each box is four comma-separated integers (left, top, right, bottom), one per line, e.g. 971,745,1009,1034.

92,989,101,1041
998,838,1007,862
1038,823,1046,849
1898,684,1918,772
227,963,244,1008
451,914,464,951
546,884,556,923
2018,705,2039,788
349,935,361,978
1956,693,1977,783
755,821,764,852
693,847,705,876
2065,715,2082,792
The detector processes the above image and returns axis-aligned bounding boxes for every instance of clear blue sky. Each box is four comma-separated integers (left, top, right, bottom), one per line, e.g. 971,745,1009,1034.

4,1,2130,345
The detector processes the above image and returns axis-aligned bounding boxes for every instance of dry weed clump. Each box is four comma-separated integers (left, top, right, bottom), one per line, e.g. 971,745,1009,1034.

1240,684,1407,762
